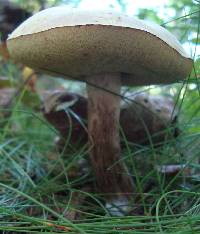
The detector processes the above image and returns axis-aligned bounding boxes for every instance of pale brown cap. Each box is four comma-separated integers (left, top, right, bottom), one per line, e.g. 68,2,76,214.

7,7,193,86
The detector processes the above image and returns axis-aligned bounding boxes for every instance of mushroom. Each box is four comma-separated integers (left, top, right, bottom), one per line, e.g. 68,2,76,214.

7,7,192,211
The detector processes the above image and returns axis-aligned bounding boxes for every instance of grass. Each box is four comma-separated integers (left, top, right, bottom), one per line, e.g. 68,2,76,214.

0,76,200,233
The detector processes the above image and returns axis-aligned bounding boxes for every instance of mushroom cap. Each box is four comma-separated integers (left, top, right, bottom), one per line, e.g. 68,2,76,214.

7,7,192,86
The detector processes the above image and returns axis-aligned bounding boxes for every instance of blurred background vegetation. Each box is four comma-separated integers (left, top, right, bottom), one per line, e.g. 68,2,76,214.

0,0,200,233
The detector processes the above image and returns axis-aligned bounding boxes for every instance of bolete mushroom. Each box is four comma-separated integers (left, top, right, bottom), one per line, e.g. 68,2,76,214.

7,7,192,211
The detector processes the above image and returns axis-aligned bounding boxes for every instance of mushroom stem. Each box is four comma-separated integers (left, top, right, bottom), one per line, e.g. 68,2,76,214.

87,73,134,200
